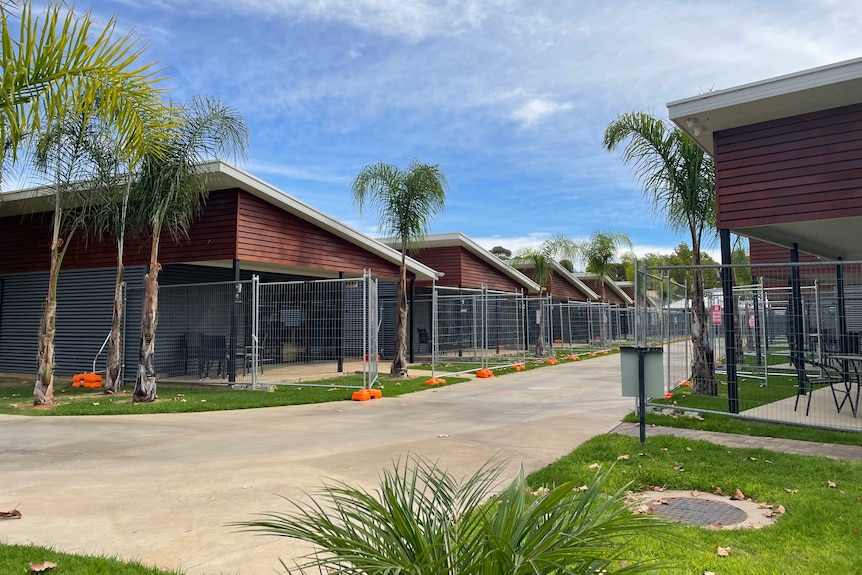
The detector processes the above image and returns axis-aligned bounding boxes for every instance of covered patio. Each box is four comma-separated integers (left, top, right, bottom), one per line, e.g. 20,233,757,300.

669,57,862,422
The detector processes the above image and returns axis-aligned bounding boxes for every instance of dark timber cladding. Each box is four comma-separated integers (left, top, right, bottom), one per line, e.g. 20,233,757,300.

579,277,625,305
0,190,239,274
235,190,404,278
412,246,524,291
714,102,862,229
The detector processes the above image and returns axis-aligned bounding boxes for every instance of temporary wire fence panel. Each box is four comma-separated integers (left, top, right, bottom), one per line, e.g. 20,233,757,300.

525,295,553,359
639,260,862,432
152,280,250,381
548,302,634,353
150,273,379,389
251,273,378,389
430,285,527,375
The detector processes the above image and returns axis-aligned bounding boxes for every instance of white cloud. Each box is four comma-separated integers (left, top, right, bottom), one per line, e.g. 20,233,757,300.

511,98,573,127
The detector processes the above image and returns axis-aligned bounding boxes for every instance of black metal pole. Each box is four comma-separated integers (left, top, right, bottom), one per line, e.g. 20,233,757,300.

337,271,344,373
790,243,806,395
408,278,415,364
720,229,739,414
837,259,848,379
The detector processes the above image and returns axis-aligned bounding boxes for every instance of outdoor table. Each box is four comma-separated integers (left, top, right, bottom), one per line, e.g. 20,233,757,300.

824,354,862,417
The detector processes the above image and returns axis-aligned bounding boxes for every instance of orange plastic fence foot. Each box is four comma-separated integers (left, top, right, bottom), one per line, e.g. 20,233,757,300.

544,359,558,365
424,377,446,385
368,388,383,399
512,364,524,372
352,389,372,401
476,368,494,378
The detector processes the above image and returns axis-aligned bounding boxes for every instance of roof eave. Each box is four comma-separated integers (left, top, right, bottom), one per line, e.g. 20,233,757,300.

667,56,862,155
202,161,441,282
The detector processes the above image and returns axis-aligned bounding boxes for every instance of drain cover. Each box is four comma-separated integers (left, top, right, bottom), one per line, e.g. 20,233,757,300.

651,497,748,526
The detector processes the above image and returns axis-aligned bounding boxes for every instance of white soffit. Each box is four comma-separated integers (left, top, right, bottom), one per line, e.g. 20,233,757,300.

667,57,862,154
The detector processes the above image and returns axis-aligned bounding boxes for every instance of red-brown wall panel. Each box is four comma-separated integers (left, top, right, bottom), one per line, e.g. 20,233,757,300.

410,246,462,288
0,190,239,274
459,248,524,292
579,277,625,305
714,103,862,230
235,191,404,278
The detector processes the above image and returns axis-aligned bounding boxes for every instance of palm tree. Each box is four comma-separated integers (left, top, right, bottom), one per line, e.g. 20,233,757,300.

2,2,168,404
578,230,632,345
351,158,447,378
512,235,577,357
30,113,114,404
235,456,663,575
132,97,248,403
603,112,717,396
82,137,134,395
1,2,168,170
579,230,633,303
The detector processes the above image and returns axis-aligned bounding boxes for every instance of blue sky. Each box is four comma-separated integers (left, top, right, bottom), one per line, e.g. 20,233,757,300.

32,1,862,262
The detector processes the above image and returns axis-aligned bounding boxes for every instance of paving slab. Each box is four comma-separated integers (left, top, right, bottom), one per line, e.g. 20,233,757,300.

0,355,634,575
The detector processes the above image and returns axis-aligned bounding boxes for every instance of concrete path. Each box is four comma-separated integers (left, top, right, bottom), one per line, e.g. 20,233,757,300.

0,356,633,575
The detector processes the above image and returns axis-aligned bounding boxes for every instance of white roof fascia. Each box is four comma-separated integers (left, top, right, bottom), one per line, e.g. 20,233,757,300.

412,232,542,292
201,161,441,282
667,56,862,154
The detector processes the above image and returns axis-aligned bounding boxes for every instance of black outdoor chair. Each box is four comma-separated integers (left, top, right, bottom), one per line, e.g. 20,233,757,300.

417,328,431,355
198,334,228,379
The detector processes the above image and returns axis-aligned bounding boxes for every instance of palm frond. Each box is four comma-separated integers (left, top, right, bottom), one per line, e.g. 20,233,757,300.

234,457,666,575
1,3,171,165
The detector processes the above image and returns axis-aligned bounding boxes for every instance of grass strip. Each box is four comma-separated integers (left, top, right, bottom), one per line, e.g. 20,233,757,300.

528,433,862,575
623,411,862,447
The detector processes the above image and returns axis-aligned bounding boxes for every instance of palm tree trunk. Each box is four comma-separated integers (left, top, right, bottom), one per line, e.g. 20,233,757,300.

391,263,409,378
34,239,63,405
104,262,124,394
34,192,68,405
690,240,717,396
134,228,161,402
600,281,608,345
105,181,131,395
535,300,546,357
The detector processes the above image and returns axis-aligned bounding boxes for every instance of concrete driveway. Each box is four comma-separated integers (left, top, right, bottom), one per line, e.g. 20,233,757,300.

0,356,632,575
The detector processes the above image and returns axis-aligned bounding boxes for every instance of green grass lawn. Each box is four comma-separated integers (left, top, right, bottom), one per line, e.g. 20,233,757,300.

624,411,862,446
0,543,181,575
528,433,862,575
0,373,469,416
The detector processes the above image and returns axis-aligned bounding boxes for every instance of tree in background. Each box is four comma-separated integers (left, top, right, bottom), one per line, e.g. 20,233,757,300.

604,112,718,396
667,243,720,290
352,158,447,378
490,245,511,259
512,235,577,357
133,97,248,403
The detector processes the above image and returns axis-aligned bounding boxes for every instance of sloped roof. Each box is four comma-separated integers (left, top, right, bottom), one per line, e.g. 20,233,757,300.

0,160,442,281
667,56,862,155
512,260,600,300
396,232,541,292
573,272,634,305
